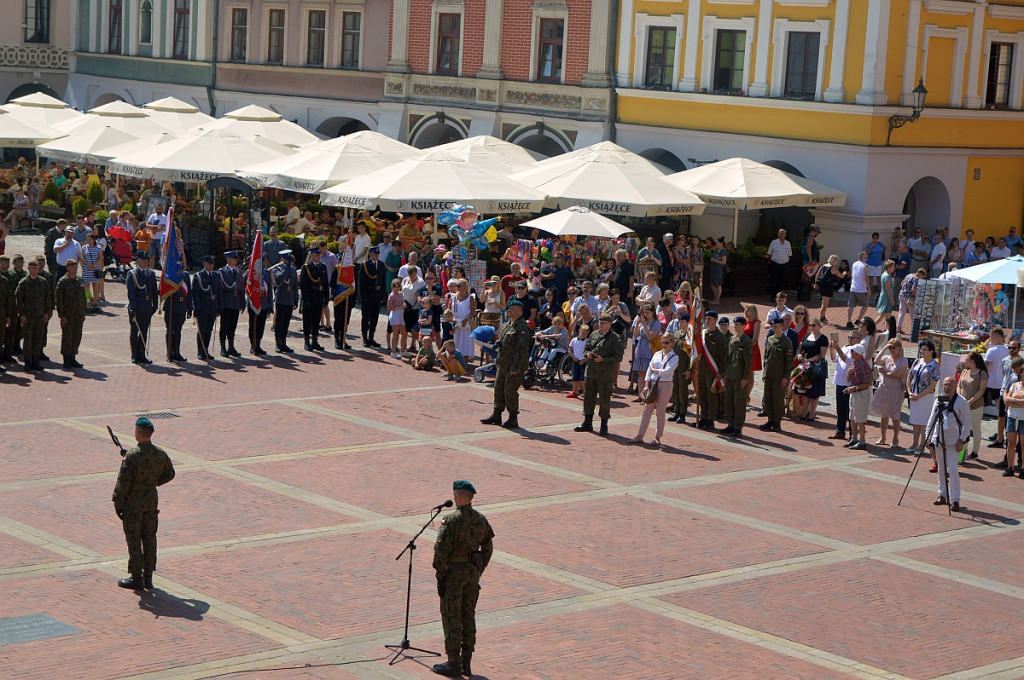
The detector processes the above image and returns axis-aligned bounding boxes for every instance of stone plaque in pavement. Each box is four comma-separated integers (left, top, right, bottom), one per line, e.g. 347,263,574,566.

0,614,80,644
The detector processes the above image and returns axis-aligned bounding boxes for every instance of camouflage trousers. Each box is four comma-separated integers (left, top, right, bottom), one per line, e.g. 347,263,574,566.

122,506,159,576
439,563,481,662
21,315,46,361
671,366,690,415
492,366,522,415
61,317,83,359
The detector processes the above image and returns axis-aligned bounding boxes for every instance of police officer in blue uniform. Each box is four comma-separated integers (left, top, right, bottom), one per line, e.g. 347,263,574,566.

192,255,222,361
299,247,329,351
126,250,158,365
247,251,274,355
271,250,298,353
357,245,384,348
217,251,245,357
162,278,190,363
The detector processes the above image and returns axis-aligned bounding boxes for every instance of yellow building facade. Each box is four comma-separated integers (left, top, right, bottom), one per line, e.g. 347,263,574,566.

614,0,1024,252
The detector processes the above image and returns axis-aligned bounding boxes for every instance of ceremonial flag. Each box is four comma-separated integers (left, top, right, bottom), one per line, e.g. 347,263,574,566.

246,232,264,314
159,202,183,300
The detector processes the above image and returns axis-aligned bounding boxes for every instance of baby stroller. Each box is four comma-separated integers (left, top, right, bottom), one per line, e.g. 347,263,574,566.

471,325,498,383
104,226,135,283
522,336,571,390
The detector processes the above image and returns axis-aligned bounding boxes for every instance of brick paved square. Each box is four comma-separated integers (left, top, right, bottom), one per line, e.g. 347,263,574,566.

118,403,406,461
311,387,571,437
851,455,1024,507
208,661,364,679
665,468,1021,545
0,569,279,679
0,532,64,570
240,444,591,517
0,474,360,557
377,603,852,679
672,558,1024,679
0,423,119,482
901,531,1024,589
497,495,826,587
490,425,783,485
159,529,583,641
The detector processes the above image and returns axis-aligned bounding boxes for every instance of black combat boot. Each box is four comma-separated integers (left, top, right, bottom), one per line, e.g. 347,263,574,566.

574,416,593,432
461,650,473,677
143,570,153,589
303,334,313,351
480,409,503,425
598,419,609,436
431,660,463,677
118,574,145,589
501,412,519,429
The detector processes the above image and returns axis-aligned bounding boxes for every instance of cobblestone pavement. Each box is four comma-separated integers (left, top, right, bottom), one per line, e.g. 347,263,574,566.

2,239,1023,679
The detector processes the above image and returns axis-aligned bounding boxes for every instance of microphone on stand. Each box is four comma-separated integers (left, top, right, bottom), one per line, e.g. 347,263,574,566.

432,500,454,511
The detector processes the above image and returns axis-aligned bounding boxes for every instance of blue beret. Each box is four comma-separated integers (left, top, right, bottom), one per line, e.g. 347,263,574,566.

507,298,524,308
705,310,718,318
453,480,476,493
717,316,730,325
771,317,786,325
135,416,154,430
733,316,746,323
679,312,690,320
134,250,148,260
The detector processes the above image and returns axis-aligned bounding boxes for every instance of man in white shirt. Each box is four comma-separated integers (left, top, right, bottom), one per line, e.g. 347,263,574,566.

53,225,84,283
377,231,394,266
829,328,861,442
397,250,421,279
845,251,870,328
926,377,972,511
352,222,372,265
928,234,946,278
990,237,1013,261
765,228,792,300
146,203,168,265
960,229,976,262
282,198,300,234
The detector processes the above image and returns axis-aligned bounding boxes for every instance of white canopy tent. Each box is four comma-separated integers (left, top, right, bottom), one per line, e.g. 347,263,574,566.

521,206,632,238
421,135,540,174
509,141,705,217
238,130,418,192
36,124,143,163
944,256,1024,325
195,105,321,147
3,92,83,128
45,100,172,141
91,132,178,164
108,128,295,183
664,157,847,244
142,97,214,132
0,106,62,147
320,149,547,213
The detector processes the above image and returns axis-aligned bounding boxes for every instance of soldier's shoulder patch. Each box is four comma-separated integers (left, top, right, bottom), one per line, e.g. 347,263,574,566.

746,348,754,355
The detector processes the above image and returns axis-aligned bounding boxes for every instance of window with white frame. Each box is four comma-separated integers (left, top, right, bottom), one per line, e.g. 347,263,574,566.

713,30,746,94
24,0,50,44
267,8,285,64
306,9,326,66
108,0,123,54
172,0,190,59
341,11,361,69
987,42,1014,109
645,27,677,90
229,8,247,62
138,0,152,44
784,32,819,100
435,13,461,75
536,18,564,82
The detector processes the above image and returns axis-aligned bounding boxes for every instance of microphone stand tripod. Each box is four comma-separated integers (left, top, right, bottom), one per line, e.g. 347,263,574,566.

898,397,951,516
385,506,444,666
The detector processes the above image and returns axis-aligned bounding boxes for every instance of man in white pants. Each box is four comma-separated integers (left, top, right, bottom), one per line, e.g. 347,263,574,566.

926,377,971,512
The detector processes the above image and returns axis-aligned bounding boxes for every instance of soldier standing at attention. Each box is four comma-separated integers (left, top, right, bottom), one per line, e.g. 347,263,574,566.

55,258,87,369
0,256,11,365
33,256,54,361
3,254,26,359
575,313,624,436
163,281,190,362
357,245,385,348
126,250,158,365
721,316,754,437
299,246,329,351
271,250,298,353
15,259,51,372
247,251,273,356
694,312,729,430
217,251,244,357
112,416,175,590
192,255,223,361
760,317,794,433
668,311,693,424
481,298,533,429
432,480,494,678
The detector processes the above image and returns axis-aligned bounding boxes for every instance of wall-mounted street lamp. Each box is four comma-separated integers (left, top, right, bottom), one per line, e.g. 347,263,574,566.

887,78,928,145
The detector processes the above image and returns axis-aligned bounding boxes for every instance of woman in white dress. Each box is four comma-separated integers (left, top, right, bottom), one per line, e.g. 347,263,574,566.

448,278,476,359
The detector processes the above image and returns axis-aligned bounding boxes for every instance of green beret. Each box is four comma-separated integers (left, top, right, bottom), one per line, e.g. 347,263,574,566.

507,298,524,308
135,416,155,431
453,480,476,493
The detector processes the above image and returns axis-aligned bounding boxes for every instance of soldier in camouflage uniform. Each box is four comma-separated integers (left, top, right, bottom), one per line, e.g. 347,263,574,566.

694,312,730,430
15,260,52,372
668,312,693,424
33,256,53,361
721,316,754,437
0,256,10,365
55,259,87,369
112,416,175,590
575,314,624,436
760,317,794,433
432,480,494,678
3,254,27,360
480,298,532,429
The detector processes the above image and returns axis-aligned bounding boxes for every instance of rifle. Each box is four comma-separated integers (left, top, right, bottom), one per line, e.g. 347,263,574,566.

107,426,127,458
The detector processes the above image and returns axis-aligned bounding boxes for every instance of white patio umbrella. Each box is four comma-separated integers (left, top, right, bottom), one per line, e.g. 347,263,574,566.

91,131,178,164
521,206,631,238
142,96,214,132
0,106,62,146
36,124,142,163
48,100,173,139
509,141,705,217
319,149,547,213
108,128,295,183
4,92,83,127
238,130,418,192
664,157,847,244
945,256,1024,324
195,104,321,147
420,135,540,174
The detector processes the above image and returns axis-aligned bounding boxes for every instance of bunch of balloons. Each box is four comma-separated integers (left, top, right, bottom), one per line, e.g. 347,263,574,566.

439,204,498,256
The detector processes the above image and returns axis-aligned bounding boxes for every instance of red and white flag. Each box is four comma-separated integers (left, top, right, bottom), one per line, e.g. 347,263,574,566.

245,234,264,314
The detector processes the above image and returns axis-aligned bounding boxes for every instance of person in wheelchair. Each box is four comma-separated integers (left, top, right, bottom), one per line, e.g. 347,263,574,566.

533,315,568,373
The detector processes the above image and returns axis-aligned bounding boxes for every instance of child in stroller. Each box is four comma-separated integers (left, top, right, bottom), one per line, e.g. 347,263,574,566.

104,224,135,282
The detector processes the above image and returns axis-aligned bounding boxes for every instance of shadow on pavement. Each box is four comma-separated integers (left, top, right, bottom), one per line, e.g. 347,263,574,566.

137,589,210,620
0,370,33,386
515,431,571,445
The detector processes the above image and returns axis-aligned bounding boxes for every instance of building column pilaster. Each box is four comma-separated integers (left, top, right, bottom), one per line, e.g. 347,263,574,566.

387,0,411,73
478,0,504,79
582,0,612,87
